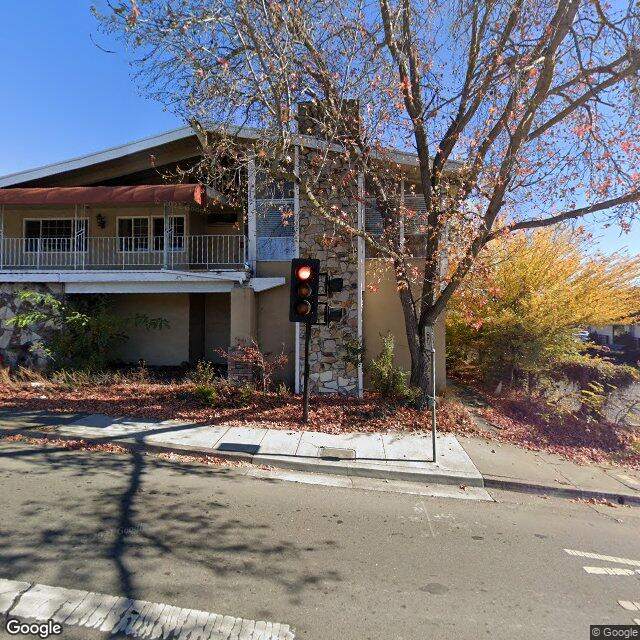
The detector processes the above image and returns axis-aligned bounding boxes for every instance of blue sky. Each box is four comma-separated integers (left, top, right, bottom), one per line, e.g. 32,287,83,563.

0,1,637,255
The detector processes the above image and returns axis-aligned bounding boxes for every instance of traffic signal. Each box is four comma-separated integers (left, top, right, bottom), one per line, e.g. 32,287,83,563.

289,258,320,322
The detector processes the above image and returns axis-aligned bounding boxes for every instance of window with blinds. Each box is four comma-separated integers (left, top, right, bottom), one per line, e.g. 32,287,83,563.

256,177,296,260
24,218,88,252
152,216,185,251
118,217,149,252
364,195,428,236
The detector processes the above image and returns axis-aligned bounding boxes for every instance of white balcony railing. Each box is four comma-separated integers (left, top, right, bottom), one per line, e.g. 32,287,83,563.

0,235,247,271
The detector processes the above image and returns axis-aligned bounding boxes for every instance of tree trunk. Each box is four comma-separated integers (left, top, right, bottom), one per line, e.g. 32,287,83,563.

409,323,437,408
393,259,439,407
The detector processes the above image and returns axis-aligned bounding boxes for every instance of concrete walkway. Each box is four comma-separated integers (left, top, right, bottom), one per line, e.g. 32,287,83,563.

0,408,639,505
460,436,640,504
28,413,485,487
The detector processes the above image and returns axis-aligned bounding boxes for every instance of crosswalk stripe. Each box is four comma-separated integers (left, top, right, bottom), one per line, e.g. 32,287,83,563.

619,601,640,612
564,549,640,568
583,566,638,575
0,578,294,639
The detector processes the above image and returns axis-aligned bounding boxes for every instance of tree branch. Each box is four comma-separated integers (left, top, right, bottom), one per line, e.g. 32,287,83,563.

487,190,640,239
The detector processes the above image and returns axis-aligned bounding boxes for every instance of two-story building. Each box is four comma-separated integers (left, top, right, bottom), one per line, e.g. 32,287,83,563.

0,126,447,395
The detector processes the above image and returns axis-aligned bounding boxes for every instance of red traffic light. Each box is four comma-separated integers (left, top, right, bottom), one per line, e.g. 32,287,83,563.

296,265,312,281
290,258,320,323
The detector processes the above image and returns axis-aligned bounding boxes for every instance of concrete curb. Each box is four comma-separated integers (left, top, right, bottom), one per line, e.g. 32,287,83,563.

4,426,639,506
0,427,484,488
483,476,640,507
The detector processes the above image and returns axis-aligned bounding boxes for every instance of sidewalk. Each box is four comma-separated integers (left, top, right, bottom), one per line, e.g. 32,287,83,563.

0,408,639,505
460,436,640,504
0,410,483,486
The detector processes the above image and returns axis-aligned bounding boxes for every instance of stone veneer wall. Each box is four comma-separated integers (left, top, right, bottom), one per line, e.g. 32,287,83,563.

298,150,360,395
0,283,64,369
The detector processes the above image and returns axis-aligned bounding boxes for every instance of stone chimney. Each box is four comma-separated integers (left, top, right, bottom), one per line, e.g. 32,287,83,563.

297,99,361,140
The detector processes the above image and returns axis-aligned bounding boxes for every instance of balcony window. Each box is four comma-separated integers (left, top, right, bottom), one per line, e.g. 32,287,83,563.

118,217,149,252
152,216,185,251
24,218,88,253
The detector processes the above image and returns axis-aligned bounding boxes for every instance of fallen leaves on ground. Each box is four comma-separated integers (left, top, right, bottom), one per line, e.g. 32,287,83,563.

3,378,637,470
156,451,250,467
2,433,129,454
461,384,640,469
1,433,247,469
572,497,623,508
0,380,481,436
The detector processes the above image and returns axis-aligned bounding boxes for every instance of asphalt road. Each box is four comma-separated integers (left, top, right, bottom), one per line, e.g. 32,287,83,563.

0,439,639,640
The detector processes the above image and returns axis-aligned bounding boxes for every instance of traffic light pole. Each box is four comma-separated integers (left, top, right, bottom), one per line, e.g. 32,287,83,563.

302,321,312,423
289,259,344,423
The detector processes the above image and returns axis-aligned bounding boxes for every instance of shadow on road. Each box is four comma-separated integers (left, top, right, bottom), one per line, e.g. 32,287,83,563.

0,438,343,610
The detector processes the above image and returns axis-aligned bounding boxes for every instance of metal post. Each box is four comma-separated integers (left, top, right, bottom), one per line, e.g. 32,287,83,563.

247,157,257,271
294,145,301,394
356,171,365,398
431,341,437,463
399,179,405,250
302,321,311,423
73,204,78,270
0,204,4,271
163,203,169,269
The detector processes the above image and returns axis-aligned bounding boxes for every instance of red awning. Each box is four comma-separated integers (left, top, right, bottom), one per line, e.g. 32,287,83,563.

0,184,206,207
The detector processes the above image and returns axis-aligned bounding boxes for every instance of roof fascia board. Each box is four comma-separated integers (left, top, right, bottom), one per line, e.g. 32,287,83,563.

0,126,196,188
0,122,461,188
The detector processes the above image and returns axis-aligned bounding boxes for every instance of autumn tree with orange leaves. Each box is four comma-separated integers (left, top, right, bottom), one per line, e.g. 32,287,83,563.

446,228,640,383
98,0,640,404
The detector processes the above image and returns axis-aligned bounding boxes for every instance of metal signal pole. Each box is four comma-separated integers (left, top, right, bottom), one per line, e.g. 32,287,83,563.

302,322,312,423
431,341,437,463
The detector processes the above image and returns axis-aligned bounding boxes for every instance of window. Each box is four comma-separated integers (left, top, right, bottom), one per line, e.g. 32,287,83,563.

152,216,185,251
24,218,88,252
118,217,149,252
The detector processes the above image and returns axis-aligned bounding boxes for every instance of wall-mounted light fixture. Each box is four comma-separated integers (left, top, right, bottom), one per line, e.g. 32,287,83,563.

96,213,106,229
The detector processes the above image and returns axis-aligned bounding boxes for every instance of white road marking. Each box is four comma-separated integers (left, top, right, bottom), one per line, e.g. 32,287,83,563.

583,566,639,576
634,619,640,625
0,578,294,639
619,601,640,612
564,549,640,568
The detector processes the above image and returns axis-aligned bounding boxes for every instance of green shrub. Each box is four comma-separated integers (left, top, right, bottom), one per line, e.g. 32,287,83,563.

403,386,423,406
579,381,609,420
238,383,255,405
369,334,411,398
194,384,220,407
8,291,167,372
553,354,639,389
276,381,290,397
344,337,365,368
188,360,218,385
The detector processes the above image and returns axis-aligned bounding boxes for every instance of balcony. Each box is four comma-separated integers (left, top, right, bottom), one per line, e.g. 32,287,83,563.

0,235,247,271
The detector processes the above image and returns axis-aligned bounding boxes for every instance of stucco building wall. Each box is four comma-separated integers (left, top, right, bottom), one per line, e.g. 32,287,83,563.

363,260,446,392
255,261,296,386
110,293,190,366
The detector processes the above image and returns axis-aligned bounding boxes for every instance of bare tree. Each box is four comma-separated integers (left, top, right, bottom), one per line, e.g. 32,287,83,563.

97,0,640,402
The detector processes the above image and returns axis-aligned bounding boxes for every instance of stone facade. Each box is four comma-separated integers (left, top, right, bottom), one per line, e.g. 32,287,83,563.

298,151,361,395
0,283,64,369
